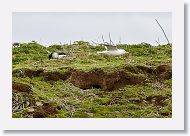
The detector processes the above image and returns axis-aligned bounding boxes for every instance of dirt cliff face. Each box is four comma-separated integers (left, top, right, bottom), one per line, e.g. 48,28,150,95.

67,64,171,91
69,69,145,91
155,65,172,80
12,64,172,118
12,64,172,91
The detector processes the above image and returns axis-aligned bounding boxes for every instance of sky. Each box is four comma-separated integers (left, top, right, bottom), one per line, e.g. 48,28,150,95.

12,12,172,46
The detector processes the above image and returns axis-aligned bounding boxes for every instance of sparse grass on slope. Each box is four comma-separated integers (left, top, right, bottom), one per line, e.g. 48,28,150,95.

12,41,172,118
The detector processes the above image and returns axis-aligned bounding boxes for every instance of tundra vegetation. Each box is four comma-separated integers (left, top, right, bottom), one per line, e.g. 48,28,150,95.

12,41,172,118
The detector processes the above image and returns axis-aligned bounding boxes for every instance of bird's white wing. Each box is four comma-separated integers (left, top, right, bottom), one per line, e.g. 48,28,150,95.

104,44,117,51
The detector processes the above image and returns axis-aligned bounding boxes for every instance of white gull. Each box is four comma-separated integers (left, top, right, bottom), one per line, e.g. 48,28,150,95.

97,44,126,56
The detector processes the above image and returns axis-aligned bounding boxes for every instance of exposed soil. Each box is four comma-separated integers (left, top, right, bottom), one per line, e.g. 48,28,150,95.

33,103,58,118
68,69,145,90
155,65,171,74
12,65,172,118
12,81,32,93
155,65,172,80
12,87,58,117
12,64,172,91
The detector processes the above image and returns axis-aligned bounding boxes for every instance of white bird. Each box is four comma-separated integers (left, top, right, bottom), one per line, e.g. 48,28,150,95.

49,51,67,59
97,44,126,56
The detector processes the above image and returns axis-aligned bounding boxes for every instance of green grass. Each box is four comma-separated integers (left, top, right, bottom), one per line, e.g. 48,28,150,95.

12,42,171,71
12,41,172,118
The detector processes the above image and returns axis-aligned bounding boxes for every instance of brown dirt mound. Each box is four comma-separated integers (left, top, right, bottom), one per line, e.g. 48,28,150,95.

155,65,172,80
155,65,171,74
33,103,58,118
12,64,172,91
69,69,145,91
12,81,32,93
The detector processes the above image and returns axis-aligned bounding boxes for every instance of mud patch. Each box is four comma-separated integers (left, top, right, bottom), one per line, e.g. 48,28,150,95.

12,64,172,91
155,65,172,80
158,71,172,80
69,69,145,91
33,103,58,118
12,81,32,93
155,65,171,74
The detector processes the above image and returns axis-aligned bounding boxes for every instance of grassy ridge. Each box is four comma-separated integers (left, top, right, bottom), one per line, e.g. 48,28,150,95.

13,42,171,71
12,41,172,118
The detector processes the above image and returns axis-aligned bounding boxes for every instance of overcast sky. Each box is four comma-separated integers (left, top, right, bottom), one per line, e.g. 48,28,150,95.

12,12,172,46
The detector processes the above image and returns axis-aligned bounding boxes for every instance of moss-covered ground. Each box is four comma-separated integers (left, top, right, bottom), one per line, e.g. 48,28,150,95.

12,41,172,118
